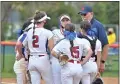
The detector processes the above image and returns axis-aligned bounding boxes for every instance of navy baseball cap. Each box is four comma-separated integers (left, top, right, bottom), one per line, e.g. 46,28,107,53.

78,5,92,14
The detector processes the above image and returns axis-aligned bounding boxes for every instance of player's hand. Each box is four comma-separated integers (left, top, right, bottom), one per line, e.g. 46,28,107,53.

99,63,105,73
93,72,104,84
96,72,100,77
16,53,23,61
79,61,84,65
59,53,69,66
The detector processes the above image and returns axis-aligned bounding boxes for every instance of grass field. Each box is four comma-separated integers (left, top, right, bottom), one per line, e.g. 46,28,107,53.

1,55,119,78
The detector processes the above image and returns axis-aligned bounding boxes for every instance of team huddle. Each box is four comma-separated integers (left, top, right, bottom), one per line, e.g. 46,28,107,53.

13,5,108,84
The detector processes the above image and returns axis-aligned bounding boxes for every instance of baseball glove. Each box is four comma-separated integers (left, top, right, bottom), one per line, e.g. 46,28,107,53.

59,53,69,66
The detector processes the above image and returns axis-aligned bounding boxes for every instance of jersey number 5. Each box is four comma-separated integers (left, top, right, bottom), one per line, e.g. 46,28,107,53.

32,35,39,48
71,46,79,58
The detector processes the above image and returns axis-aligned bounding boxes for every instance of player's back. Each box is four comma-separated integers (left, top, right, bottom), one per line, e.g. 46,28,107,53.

27,28,53,55
55,37,89,60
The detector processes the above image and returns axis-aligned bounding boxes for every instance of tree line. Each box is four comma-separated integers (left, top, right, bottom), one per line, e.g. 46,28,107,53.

1,1,119,40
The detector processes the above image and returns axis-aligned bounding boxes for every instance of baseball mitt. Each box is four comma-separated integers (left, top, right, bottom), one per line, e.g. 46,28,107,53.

59,53,69,66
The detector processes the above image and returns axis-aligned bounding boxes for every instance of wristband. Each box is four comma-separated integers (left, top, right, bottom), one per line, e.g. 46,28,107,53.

101,60,105,63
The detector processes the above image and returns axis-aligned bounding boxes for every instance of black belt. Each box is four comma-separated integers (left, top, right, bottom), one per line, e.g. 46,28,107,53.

82,56,96,58
30,55,45,57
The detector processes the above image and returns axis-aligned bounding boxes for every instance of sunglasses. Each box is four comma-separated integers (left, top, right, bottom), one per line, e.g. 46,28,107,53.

81,13,87,16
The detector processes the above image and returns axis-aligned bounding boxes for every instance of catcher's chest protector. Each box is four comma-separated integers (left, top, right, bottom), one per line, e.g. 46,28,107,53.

83,36,97,61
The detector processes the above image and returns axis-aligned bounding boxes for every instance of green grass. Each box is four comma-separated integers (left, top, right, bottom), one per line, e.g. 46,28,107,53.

1,72,16,78
102,55,119,77
1,55,119,78
1,55,16,78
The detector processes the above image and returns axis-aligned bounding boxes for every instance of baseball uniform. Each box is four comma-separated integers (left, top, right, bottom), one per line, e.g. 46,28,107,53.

81,35,102,84
52,37,91,84
21,27,54,84
50,29,64,84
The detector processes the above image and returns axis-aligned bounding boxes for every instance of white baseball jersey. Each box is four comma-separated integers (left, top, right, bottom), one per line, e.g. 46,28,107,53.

21,27,53,55
53,37,90,60
82,35,102,56
17,23,34,59
52,29,64,44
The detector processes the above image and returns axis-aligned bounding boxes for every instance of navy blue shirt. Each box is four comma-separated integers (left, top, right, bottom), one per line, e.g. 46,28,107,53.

90,18,108,48
77,18,108,48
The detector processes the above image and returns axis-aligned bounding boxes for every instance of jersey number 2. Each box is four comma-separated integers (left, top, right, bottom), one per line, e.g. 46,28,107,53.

32,35,39,48
71,46,79,58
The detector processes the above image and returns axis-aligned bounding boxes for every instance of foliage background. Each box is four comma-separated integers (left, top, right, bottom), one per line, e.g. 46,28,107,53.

1,1,119,41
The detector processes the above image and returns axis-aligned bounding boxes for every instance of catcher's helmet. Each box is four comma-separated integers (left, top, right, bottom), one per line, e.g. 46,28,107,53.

92,77,103,84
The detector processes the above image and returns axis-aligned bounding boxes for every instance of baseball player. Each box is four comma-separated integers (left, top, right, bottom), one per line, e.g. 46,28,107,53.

51,14,71,84
13,18,33,84
51,23,93,84
78,20,102,84
16,11,54,84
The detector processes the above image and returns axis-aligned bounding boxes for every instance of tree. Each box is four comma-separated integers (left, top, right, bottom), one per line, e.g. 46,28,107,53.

106,2,119,24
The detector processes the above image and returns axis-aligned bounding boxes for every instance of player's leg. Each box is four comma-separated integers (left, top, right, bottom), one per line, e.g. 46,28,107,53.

51,56,62,84
41,67,54,84
37,56,54,84
28,56,42,84
90,72,97,84
81,74,90,84
13,58,27,84
61,72,73,84
73,64,83,84
73,74,82,84
61,63,74,84
30,70,41,84
26,70,32,84
89,61,98,84
16,73,27,84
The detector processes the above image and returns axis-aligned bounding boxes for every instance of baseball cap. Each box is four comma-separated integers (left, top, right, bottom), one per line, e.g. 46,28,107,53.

78,5,92,14
60,15,71,21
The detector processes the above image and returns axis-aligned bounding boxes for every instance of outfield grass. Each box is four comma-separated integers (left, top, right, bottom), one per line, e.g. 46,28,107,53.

1,55,16,78
102,55,119,77
1,55,119,78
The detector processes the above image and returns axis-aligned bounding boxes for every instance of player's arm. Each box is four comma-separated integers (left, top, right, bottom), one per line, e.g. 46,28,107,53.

96,40,102,69
15,33,27,60
51,41,63,59
47,30,54,52
48,37,54,52
51,50,59,59
97,51,101,69
81,39,93,65
52,29,59,45
81,47,92,65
